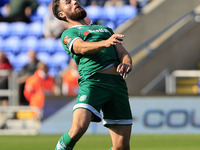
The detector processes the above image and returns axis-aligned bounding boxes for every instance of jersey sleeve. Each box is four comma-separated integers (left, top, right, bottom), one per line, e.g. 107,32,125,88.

61,29,82,53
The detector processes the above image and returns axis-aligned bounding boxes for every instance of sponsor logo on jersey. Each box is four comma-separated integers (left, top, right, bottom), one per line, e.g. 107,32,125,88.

63,36,72,48
88,28,111,34
79,95,87,102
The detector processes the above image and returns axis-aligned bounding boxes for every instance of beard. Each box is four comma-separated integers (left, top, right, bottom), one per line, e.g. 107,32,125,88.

67,7,87,21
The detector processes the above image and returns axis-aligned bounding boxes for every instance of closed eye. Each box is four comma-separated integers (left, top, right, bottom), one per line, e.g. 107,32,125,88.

65,0,71,4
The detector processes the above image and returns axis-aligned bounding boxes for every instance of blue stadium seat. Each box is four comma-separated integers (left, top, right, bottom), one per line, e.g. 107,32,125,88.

54,38,65,53
20,36,38,53
103,21,116,30
48,67,59,78
102,6,118,29
36,38,56,54
12,52,29,71
85,5,103,24
37,52,50,64
2,36,21,54
48,52,70,70
31,4,49,22
116,5,137,27
0,37,3,49
26,22,43,38
36,0,52,5
47,52,70,77
9,22,27,38
0,22,11,38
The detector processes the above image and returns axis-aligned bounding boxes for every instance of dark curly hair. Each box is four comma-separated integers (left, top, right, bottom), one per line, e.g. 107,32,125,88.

52,0,66,21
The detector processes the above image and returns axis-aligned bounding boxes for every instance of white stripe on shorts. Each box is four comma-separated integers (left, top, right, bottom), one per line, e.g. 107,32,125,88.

103,119,133,126
73,103,102,120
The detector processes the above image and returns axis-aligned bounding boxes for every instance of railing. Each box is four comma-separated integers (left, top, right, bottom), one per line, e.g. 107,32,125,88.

0,106,42,135
165,70,200,94
0,70,19,105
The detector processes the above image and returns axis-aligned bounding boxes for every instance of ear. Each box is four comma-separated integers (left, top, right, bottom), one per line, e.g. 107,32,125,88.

58,11,66,18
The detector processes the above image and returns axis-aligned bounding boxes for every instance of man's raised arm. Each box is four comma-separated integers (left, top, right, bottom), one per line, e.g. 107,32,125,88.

72,34,125,55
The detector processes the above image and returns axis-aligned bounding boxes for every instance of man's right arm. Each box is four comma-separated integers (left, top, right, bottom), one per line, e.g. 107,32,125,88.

72,34,125,55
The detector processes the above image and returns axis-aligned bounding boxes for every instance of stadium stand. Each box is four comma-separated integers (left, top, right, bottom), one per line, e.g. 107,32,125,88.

36,0,52,5
12,52,30,71
20,36,39,52
49,52,70,71
2,36,21,55
9,22,27,38
0,37,3,50
0,22,10,38
102,6,118,29
30,4,49,22
0,0,156,110
116,4,137,27
0,0,143,75
85,4,103,24
54,38,66,53
36,38,56,54
36,52,50,65
26,21,43,38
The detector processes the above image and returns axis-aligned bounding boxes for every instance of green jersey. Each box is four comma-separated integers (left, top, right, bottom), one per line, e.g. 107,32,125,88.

61,24,119,80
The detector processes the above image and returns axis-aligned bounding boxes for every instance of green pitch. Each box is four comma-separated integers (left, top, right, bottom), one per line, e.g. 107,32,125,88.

0,134,200,150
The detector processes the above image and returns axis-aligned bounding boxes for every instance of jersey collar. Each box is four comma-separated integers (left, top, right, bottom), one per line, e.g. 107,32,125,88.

70,21,93,28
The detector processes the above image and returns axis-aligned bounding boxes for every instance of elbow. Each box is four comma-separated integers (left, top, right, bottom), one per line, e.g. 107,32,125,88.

74,47,91,55
73,45,88,55
79,48,88,55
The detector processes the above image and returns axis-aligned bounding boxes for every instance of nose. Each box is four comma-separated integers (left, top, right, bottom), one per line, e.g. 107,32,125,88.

72,0,79,5
71,0,78,3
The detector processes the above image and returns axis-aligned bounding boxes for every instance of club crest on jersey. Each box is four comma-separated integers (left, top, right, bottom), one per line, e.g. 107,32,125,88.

79,95,87,102
63,36,72,48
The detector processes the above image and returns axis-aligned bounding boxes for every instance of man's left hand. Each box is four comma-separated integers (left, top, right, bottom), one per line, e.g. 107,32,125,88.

117,63,132,79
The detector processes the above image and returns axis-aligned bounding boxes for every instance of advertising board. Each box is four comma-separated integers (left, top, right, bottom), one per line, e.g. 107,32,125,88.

40,97,200,134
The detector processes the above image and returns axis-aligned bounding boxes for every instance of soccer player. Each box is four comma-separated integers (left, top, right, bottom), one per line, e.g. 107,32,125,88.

52,0,133,150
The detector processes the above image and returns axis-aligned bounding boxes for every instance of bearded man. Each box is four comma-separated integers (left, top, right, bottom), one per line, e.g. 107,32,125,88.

52,0,133,150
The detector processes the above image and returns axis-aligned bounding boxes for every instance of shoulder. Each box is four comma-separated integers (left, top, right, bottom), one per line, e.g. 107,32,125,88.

61,29,74,38
61,28,80,40
26,74,36,84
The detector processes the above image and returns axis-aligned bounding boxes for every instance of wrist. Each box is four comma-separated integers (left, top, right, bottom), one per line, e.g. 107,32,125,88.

103,40,110,48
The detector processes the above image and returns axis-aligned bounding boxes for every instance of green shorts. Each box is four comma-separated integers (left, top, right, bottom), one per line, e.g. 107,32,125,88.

73,73,133,127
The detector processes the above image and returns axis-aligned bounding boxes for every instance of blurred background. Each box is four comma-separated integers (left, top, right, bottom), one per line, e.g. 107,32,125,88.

0,0,200,135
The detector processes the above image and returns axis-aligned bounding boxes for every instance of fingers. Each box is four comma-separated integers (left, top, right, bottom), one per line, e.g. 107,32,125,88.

114,34,125,38
111,34,125,45
126,65,131,73
105,34,125,47
117,63,132,79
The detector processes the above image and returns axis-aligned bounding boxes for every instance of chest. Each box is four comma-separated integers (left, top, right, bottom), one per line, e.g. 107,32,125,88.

79,27,112,41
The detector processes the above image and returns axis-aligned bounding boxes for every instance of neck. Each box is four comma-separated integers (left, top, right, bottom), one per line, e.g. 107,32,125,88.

68,19,88,28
